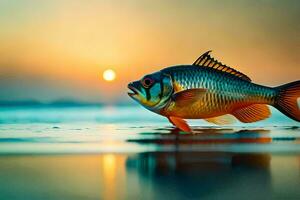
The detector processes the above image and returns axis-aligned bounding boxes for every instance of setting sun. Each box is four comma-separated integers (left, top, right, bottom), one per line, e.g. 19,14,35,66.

103,69,116,82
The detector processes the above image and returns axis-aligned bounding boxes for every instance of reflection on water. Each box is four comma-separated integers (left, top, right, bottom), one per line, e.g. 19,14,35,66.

0,106,300,199
129,128,273,144
0,152,299,200
126,152,272,200
1,125,300,154
102,154,127,200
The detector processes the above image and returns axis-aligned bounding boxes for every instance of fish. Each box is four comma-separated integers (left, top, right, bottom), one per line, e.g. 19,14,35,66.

128,51,300,132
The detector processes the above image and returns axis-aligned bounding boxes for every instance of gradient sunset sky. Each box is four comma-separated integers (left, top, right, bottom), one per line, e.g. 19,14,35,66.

0,0,299,104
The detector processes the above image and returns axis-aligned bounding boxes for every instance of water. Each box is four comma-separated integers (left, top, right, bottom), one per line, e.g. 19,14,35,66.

0,106,300,199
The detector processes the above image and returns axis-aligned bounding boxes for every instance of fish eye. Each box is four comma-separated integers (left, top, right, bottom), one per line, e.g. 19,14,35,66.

142,77,154,88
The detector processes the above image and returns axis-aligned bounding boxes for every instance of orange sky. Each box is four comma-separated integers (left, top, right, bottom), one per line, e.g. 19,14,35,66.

0,0,299,103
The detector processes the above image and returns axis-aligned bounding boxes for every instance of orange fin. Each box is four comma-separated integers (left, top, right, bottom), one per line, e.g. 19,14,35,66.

168,116,192,132
172,88,206,106
232,104,271,123
204,114,236,125
193,51,251,82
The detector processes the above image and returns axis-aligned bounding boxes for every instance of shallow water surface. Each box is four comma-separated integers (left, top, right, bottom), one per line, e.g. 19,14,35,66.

0,106,300,199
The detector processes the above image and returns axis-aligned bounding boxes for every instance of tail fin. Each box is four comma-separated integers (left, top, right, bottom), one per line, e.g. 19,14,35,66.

274,81,300,122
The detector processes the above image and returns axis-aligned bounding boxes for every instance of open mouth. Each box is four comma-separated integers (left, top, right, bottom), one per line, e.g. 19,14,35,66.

128,85,138,97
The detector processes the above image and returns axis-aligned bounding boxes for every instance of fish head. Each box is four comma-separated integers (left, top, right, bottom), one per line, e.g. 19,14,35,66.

128,71,173,109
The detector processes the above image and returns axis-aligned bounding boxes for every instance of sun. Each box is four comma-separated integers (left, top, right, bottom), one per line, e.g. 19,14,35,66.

103,69,116,81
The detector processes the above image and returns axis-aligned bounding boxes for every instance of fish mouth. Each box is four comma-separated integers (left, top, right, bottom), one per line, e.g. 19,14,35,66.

127,84,138,97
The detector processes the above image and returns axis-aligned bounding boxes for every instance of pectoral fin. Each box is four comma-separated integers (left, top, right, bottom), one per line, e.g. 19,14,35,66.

172,88,206,106
168,116,192,133
204,114,236,125
232,104,271,123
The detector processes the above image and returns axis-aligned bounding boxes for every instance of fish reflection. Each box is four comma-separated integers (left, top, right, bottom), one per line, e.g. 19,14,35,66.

126,152,272,199
128,128,273,144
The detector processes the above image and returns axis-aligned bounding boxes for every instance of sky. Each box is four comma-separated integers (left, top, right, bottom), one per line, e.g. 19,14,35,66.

0,0,299,104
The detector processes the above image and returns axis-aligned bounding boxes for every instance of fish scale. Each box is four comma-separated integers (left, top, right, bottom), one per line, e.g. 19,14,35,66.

161,65,276,118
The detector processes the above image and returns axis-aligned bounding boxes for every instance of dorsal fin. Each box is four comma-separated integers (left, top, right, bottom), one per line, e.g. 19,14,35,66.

193,51,251,82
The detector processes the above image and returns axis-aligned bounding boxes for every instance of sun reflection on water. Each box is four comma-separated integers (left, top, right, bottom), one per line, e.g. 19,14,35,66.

101,154,127,200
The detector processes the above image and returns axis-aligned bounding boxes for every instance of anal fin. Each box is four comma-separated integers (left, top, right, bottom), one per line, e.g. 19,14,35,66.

232,104,271,123
168,116,192,132
205,114,236,125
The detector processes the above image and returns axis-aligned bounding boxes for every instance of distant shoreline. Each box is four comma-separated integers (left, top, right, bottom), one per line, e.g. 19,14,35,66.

0,100,135,108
